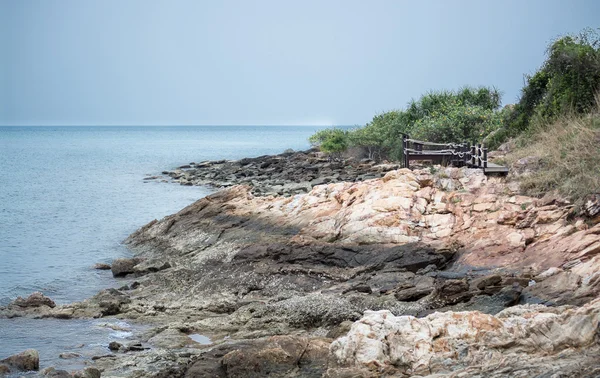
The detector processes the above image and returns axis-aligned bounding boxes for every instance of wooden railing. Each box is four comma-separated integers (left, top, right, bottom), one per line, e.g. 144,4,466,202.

401,134,497,172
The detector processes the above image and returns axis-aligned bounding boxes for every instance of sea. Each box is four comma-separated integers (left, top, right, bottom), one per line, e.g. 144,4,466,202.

0,125,329,372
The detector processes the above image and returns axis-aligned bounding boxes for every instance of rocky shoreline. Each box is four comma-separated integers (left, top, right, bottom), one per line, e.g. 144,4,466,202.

155,148,400,197
2,152,600,377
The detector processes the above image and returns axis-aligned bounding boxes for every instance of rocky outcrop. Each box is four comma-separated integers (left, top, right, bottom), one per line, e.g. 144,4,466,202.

5,164,599,377
158,149,398,196
0,349,39,372
115,165,600,376
328,299,600,377
12,292,56,308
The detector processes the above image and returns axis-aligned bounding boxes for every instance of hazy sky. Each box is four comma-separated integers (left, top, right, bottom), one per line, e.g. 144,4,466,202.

1,0,598,126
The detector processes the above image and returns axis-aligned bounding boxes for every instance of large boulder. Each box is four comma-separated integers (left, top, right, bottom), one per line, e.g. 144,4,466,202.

0,349,39,371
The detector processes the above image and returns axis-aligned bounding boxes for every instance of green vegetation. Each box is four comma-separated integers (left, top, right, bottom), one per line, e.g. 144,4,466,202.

308,128,348,159
502,28,600,139
310,86,503,161
308,27,600,210
508,111,600,210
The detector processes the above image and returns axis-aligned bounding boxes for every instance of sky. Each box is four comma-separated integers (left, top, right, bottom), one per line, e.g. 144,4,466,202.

1,0,598,126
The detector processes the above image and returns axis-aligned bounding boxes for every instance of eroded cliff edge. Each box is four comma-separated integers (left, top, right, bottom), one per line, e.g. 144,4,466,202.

4,166,600,377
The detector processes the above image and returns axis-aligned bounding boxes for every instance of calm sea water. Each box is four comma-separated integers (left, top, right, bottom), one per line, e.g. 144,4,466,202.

0,126,327,369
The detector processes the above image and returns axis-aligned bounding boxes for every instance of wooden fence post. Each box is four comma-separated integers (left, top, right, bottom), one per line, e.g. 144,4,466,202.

483,146,488,169
403,135,409,169
477,143,482,168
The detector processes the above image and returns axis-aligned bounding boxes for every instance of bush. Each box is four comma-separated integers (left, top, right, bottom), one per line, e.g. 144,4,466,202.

507,28,600,135
309,86,503,161
309,128,349,159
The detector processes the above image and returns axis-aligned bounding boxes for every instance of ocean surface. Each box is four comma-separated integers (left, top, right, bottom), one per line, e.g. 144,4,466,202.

0,125,329,371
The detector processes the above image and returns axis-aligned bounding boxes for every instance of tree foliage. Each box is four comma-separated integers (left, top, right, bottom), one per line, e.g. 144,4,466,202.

309,86,503,161
308,28,600,161
506,28,600,134
309,128,348,159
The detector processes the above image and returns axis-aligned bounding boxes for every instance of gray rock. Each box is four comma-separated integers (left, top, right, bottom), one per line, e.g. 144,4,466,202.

92,263,111,270
111,257,142,277
0,349,39,371
12,292,56,308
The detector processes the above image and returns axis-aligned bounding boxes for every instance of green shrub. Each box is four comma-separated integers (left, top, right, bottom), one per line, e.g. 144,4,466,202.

309,128,349,159
507,28,600,135
309,86,504,161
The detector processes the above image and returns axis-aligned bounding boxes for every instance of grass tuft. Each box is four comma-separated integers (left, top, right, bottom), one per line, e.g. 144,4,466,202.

507,107,600,210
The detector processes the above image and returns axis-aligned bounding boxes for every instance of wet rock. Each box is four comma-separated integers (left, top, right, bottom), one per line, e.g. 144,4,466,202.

108,341,122,351
12,292,56,308
111,257,143,277
0,364,9,374
0,349,39,371
91,288,131,316
58,352,81,359
123,341,149,352
92,263,111,270
41,367,71,377
72,367,101,378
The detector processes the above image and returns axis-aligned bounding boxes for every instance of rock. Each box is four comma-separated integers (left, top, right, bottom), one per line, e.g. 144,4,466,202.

133,260,171,275
471,274,502,290
72,367,101,378
584,193,600,223
326,320,354,339
92,263,111,270
0,364,9,374
12,292,56,308
111,257,142,277
394,286,432,302
41,367,71,377
221,336,330,377
429,278,472,306
123,341,149,352
108,341,122,351
87,161,600,376
330,299,600,376
148,328,191,349
90,288,131,316
0,349,39,371
58,352,81,359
